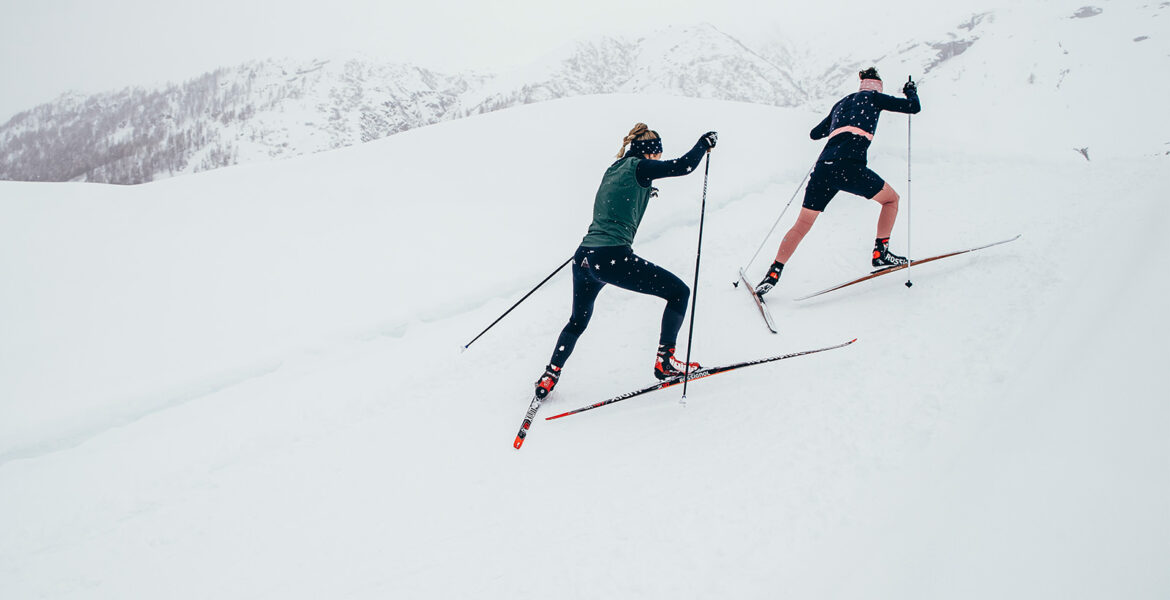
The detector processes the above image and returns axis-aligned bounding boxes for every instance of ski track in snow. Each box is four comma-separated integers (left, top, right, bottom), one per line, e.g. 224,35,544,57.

0,361,283,467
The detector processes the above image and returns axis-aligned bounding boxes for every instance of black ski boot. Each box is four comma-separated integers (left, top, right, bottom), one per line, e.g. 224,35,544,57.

754,261,785,297
872,237,908,269
654,345,701,380
534,364,561,399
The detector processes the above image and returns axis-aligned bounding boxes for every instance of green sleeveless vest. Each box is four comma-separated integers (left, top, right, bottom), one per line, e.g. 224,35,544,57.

580,157,653,248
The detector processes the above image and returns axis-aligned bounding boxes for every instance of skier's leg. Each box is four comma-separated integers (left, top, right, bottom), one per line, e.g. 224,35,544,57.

774,207,821,264
548,254,605,368
871,182,900,239
755,205,822,296
758,161,836,293
863,178,907,266
632,262,696,378
588,247,701,378
535,254,606,398
836,165,904,265
605,253,696,377
871,183,909,267
588,248,689,347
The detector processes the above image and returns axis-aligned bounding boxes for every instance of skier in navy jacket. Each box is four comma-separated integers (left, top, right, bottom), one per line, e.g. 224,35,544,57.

755,67,921,296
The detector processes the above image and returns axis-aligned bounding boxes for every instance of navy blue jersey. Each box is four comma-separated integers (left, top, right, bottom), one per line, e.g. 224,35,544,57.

624,138,709,187
811,89,920,163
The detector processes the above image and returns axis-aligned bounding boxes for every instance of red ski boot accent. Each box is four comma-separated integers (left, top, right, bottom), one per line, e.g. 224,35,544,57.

654,346,701,380
534,364,561,399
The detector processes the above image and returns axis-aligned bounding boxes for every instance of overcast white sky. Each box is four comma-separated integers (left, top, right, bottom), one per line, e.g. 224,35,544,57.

0,0,957,123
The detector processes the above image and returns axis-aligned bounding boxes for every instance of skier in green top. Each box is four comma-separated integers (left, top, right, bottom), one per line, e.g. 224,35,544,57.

533,123,718,400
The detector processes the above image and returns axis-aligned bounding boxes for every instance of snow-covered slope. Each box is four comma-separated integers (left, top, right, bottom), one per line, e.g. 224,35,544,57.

1,2,1168,598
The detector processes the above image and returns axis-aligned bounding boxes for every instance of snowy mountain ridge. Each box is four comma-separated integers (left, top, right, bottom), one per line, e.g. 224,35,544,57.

0,17,996,184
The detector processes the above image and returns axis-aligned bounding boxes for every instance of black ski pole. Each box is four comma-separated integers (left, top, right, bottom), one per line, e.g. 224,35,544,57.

682,152,711,399
905,75,915,289
463,256,572,350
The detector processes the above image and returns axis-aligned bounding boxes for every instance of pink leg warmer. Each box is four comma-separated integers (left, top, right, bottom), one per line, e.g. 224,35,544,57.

872,183,900,239
774,208,820,264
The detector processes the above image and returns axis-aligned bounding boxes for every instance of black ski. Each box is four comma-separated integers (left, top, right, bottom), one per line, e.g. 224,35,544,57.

545,338,857,421
738,268,777,333
794,235,1021,301
513,394,544,449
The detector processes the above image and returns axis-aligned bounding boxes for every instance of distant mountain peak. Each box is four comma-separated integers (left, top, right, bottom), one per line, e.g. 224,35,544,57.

0,17,987,185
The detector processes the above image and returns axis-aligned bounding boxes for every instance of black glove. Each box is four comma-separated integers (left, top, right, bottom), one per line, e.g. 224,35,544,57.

700,131,718,149
903,79,917,95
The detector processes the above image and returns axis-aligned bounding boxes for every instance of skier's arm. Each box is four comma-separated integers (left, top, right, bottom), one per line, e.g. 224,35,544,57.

875,88,921,114
810,114,832,140
635,137,710,186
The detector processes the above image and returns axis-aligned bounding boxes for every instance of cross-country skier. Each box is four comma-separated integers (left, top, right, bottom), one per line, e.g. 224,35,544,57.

533,123,718,399
755,67,920,297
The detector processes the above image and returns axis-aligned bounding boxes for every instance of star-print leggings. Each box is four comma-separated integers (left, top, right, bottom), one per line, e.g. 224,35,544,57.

547,245,690,368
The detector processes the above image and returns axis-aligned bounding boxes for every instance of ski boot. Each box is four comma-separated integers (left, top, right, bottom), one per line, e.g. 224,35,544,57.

655,345,702,380
534,364,561,399
754,261,785,297
872,237,908,269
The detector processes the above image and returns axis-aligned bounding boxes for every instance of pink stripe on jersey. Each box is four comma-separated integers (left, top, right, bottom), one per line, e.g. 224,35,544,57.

828,126,875,141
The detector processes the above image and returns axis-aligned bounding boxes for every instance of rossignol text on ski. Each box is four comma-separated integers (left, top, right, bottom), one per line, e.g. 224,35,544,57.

794,235,1020,301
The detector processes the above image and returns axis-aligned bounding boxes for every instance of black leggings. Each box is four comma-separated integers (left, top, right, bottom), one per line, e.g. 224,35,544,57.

548,245,690,368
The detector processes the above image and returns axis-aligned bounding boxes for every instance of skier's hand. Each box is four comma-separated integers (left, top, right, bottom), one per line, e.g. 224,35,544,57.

903,79,917,95
700,131,718,150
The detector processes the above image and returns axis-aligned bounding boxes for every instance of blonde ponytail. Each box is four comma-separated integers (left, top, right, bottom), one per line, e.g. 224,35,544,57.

616,123,659,158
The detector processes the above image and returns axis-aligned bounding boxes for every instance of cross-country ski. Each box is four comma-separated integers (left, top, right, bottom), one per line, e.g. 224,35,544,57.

794,235,1021,301
739,268,778,333
512,394,544,449
545,338,857,421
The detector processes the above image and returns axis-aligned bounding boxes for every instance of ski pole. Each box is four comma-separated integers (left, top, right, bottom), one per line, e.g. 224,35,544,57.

905,75,914,289
733,165,812,286
682,153,711,399
463,256,572,350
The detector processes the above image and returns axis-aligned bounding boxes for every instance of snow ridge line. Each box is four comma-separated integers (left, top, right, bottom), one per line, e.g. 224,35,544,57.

0,361,282,468
0,173,789,468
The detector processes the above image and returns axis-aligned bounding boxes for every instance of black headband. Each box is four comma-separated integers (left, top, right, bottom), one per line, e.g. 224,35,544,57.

629,137,663,156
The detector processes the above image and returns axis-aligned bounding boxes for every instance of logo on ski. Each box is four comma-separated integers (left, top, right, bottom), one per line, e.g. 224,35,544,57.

795,235,1020,301
544,338,857,421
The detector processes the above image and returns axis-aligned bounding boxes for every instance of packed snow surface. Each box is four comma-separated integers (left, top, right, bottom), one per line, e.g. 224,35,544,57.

2,2,1168,598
